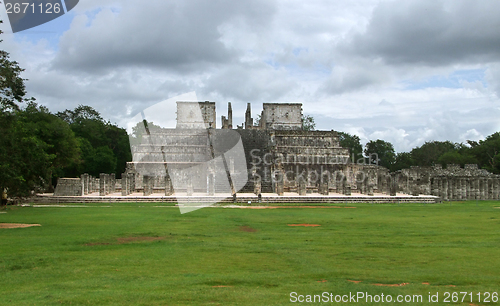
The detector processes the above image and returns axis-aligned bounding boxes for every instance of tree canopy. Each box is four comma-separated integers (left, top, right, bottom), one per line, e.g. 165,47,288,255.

57,105,131,177
364,139,396,169
337,132,363,161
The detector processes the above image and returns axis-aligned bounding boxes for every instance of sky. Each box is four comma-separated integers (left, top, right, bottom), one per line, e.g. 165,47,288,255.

1,0,500,152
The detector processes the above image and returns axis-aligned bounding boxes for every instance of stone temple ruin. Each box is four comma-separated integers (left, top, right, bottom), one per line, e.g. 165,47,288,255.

48,102,500,203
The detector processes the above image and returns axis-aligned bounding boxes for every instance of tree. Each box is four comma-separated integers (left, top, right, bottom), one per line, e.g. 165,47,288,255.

254,114,261,127
469,132,500,173
301,115,315,131
0,111,51,198
364,139,396,169
19,102,80,186
0,22,32,112
338,132,363,161
129,120,163,147
58,105,132,176
409,141,456,167
393,152,415,171
0,24,50,199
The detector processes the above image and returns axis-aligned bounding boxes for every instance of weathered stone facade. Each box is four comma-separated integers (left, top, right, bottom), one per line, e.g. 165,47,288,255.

176,101,216,129
260,103,302,130
53,101,500,201
395,164,500,200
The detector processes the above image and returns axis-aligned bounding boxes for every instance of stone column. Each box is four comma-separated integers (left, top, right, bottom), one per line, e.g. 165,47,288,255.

276,170,284,196
107,174,112,195
128,173,135,194
487,178,493,200
390,175,397,196
90,176,95,193
442,178,448,201
472,178,479,200
186,176,193,196
344,185,351,196
81,173,88,195
336,175,343,195
447,178,453,200
455,178,461,200
466,179,472,200
143,175,152,196
382,175,389,195
480,178,486,200
99,173,106,196
297,177,306,196
367,183,374,196
87,174,91,194
431,177,438,196
110,174,116,194
253,175,261,196
207,173,215,196
121,173,129,196
493,178,499,200
461,179,467,200
319,175,329,195
361,176,368,194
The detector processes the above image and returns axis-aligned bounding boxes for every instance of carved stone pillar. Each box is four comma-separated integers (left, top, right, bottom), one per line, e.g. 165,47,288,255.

143,175,152,196
99,173,106,196
207,173,215,196
276,170,284,196
442,178,448,201
121,173,128,196
128,173,135,194
186,176,193,196
319,174,329,196
390,174,397,196
298,178,306,196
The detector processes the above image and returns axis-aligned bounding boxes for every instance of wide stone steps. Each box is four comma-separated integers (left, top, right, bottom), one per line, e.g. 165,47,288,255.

32,193,440,204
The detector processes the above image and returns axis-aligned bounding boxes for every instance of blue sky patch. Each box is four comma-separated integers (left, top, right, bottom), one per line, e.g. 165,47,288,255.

402,69,486,90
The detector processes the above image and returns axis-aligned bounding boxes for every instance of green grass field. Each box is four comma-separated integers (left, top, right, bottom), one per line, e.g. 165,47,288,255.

1,201,499,305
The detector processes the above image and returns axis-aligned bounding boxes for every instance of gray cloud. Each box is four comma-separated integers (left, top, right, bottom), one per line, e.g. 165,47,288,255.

344,0,500,66
52,0,276,73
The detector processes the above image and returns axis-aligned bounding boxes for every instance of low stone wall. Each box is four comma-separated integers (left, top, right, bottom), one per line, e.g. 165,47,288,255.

53,178,82,196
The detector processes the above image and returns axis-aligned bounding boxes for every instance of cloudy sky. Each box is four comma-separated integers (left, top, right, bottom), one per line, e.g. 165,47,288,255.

1,0,500,152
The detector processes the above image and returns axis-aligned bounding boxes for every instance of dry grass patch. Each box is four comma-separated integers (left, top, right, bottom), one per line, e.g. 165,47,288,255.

0,223,41,229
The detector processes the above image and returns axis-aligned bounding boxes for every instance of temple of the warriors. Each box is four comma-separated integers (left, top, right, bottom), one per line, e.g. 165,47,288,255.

49,102,500,203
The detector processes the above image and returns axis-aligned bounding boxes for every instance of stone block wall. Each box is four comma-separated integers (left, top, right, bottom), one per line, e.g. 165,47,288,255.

54,178,83,196
261,103,302,130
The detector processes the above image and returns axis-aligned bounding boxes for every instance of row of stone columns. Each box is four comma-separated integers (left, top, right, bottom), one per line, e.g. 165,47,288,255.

99,173,116,196
432,177,500,200
80,173,99,195
120,173,136,196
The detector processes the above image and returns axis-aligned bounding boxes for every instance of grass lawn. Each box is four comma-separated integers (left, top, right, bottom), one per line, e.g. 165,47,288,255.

1,201,499,305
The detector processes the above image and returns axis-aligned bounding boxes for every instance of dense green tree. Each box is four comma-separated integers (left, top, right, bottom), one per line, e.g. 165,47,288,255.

338,132,363,162
0,23,32,112
469,132,500,173
19,102,80,185
409,141,456,167
0,112,52,199
364,139,396,169
58,105,131,176
392,152,415,171
0,24,52,199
